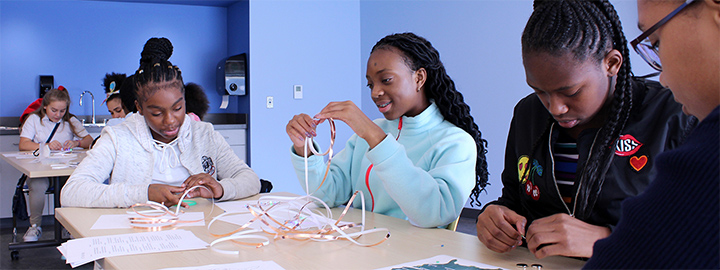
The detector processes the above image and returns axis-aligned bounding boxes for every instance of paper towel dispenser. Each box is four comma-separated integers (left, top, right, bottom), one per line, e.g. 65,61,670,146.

217,53,247,96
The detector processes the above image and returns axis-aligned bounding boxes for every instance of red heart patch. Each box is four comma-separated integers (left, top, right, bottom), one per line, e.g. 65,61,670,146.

629,155,648,171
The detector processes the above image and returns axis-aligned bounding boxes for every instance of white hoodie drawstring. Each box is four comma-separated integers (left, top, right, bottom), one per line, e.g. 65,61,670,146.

152,138,180,173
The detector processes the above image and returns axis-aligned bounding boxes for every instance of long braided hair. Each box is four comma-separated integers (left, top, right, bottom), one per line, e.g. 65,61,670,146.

372,32,490,207
521,0,634,219
133,37,185,105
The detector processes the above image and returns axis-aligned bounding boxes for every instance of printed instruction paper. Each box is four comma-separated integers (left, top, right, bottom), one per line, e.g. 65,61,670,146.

58,229,208,268
90,212,205,230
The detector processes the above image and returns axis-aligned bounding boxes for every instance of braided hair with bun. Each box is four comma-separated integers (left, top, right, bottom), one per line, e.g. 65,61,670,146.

133,37,184,105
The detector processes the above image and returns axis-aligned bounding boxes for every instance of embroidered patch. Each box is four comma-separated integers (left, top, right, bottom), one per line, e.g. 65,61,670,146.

629,155,648,172
615,134,643,157
525,181,533,195
202,156,216,176
518,156,530,184
531,185,540,201
518,155,543,200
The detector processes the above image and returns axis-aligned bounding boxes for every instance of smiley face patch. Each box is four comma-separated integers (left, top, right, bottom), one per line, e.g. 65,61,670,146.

517,155,543,200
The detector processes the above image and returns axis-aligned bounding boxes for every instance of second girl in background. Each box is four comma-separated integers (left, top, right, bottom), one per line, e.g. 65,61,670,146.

287,32,489,228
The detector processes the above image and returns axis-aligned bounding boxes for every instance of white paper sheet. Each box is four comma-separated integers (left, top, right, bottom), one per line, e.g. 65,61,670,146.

3,152,35,159
58,229,208,268
377,255,505,270
214,200,256,213
214,198,318,213
215,198,352,231
158,260,285,270
90,212,205,230
216,209,351,231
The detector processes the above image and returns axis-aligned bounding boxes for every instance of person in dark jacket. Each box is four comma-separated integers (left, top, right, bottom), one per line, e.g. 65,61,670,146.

585,0,719,268
476,0,695,260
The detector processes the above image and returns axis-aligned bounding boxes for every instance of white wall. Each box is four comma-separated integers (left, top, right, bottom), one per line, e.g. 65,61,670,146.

248,0,362,195
360,0,531,208
359,0,655,208
245,0,656,206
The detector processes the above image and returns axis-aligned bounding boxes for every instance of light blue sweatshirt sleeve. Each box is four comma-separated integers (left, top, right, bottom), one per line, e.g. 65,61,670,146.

290,136,359,207
367,130,477,228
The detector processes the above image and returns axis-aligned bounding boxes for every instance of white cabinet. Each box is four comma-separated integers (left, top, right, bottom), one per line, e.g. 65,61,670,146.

214,125,247,162
86,126,102,140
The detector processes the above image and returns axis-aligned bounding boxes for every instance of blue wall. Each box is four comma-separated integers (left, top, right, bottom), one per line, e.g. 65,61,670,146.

228,1,249,57
0,0,232,118
0,0,656,205
359,0,655,208
227,0,251,165
247,0,361,195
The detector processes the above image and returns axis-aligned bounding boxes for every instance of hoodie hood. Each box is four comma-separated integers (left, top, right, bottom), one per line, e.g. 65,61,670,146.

122,113,193,153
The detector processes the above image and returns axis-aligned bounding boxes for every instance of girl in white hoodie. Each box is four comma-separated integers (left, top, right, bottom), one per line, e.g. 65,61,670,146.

61,38,260,207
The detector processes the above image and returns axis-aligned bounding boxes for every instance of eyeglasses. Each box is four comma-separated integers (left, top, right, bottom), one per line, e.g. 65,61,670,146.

630,0,696,71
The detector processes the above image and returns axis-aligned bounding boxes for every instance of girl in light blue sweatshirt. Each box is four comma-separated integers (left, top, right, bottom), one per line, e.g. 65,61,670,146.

287,33,489,228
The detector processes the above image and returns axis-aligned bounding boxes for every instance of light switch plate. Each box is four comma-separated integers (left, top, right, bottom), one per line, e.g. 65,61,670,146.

293,85,303,99
266,96,274,109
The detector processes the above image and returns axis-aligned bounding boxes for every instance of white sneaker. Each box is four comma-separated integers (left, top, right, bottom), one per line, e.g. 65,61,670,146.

23,224,42,242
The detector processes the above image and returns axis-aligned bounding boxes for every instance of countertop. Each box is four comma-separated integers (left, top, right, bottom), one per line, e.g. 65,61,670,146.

0,113,247,136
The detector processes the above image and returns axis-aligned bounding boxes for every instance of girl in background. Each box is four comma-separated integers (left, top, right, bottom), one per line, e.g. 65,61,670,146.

119,75,138,115
184,82,209,121
102,72,128,120
476,0,694,259
61,37,260,207
19,88,93,241
287,32,489,228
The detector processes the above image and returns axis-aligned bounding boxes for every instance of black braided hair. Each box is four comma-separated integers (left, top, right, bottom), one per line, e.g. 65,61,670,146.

119,75,137,113
134,37,184,105
102,72,128,113
102,72,127,95
371,32,490,207
521,0,634,219
185,82,210,120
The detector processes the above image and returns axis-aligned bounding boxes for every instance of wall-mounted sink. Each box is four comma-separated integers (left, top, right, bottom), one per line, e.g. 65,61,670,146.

82,123,106,128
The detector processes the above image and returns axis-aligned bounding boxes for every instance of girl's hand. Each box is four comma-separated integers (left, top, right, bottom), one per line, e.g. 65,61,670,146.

47,140,63,150
476,205,527,253
182,173,223,199
286,113,319,156
62,140,77,150
314,101,386,149
148,184,187,207
525,213,611,259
